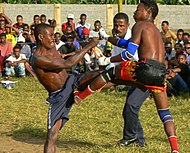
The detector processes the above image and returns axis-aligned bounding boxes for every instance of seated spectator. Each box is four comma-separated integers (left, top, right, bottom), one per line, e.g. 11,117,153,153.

176,29,184,46
5,24,19,47
13,15,25,33
184,42,190,66
161,20,177,47
62,14,75,34
5,45,26,79
59,34,77,59
40,14,47,24
54,32,65,50
0,13,12,25
22,24,35,49
164,41,175,61
0,33,12,59
182,32,190,44
172,53,190,89
174,42,184,57
76,13,91,40
0,19,7,34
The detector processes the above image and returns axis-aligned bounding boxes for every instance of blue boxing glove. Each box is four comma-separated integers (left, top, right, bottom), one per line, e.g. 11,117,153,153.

117,38,131,48
121,42,139,61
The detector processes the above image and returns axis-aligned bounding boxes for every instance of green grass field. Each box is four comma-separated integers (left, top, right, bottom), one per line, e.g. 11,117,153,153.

0,77,190,153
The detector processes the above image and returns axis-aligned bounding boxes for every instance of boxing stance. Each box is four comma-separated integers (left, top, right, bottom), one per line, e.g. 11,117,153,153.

74,1,179,152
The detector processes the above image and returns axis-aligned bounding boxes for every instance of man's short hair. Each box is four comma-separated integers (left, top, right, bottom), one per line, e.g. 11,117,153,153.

80,14,87,19
16,15,23,19
34,23,53,42
183,32,189,37
177,29,184,33
141,0,158,19
162,21,169,25
94,20,101,25
13,45,21,51
114,13,129,24
40,14,46,18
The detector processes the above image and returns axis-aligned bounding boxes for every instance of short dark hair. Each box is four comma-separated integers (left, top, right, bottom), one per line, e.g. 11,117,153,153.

34,23,53,42
183,32,189,37
94,20,101,25
141,0,158,19
54,32,61,36
16,15,23,19
40,14,46,18
114,12,129,24
13,45,21,51
164,41,172,46
80,14,87,19
162,21,169,25
177,29,184,33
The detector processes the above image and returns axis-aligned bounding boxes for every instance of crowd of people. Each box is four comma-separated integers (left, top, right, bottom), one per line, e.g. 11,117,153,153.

1,1,189,152
0,11,190,97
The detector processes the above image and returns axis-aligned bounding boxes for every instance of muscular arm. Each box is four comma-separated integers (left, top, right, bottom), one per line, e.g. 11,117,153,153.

33,38,98,71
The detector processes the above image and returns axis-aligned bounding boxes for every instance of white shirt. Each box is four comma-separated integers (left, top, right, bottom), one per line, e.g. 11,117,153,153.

75,22,91,29
6,54,26,63
55,41,65,50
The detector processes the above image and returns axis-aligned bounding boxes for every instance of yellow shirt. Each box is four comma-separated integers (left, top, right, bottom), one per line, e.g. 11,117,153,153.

6,32,17,47
161,29,177,47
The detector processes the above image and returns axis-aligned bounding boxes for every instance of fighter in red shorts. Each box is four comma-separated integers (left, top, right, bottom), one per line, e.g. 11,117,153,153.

74,1,179,152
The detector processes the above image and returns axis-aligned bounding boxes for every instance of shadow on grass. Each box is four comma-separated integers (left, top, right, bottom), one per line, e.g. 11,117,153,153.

11,126,112,149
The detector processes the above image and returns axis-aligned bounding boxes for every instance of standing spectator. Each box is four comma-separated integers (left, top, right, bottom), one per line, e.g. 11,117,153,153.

40,14,47,24
5,24,19,47
62,14,75,34
76,14,91,40
0,20,7,34
30,14,41,27
161,21,177,47
5,45,26,79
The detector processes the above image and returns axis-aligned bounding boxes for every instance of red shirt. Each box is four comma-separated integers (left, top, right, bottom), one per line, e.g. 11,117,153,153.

62,22,75,34
0,42,13,58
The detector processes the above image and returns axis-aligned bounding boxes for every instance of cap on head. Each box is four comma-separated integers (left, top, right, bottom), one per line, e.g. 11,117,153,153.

67,14,74,19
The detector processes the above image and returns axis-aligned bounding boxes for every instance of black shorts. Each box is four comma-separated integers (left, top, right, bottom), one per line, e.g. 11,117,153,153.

46,73,81,129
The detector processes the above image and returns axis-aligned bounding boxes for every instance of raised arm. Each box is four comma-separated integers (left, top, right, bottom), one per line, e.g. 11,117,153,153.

33,38,99,71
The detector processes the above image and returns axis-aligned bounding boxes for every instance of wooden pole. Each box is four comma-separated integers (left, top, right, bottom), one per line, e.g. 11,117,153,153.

118,0,123,12
54,4,61,32
106,4,113,34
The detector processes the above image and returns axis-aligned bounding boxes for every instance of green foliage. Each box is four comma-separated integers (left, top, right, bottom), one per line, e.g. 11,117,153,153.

0,77,190,152
157,0,188,5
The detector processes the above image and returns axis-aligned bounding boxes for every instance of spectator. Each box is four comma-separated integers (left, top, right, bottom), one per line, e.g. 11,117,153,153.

176,29,184,46
0,13,12,25
0,33,12,59
54,32,65,50
174,42,184,57
40,14,47,24
0,50,3,77
76,14,91,40
182,32,190,44
161,21,177,47
164,41,175,61
5,45,26,79
184,42,190,66
5,24,18,47
0,20,7,34
30,14,41,27
62,14,75,34
13,15,25,33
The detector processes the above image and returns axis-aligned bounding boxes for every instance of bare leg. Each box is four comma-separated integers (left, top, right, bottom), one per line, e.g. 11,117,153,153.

44,119,62,153
152,91,179,152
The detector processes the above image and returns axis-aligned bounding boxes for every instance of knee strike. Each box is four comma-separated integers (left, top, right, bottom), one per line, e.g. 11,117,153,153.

101,67,115,82
158,108,173,124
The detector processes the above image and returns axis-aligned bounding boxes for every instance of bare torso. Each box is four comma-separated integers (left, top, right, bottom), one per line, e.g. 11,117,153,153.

32,48,69,93
132,21,165,63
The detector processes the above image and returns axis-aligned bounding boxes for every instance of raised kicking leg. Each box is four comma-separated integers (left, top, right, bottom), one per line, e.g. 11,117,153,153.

152,91,179,153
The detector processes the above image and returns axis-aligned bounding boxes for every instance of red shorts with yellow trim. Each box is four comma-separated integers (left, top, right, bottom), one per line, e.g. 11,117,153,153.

120,58,167,92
